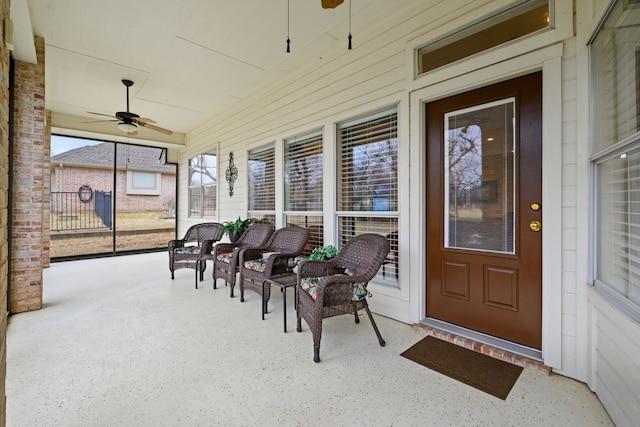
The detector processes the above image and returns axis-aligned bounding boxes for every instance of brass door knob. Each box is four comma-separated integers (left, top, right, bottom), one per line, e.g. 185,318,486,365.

529,220,541,232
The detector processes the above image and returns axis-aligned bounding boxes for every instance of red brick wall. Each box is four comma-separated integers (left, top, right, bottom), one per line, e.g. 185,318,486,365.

11,36,46,313
1,0,11,422
43,110,50,267
50,166,175,212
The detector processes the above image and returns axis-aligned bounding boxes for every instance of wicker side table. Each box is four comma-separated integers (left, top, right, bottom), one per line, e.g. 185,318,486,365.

262,273,298,333
195,253,214,289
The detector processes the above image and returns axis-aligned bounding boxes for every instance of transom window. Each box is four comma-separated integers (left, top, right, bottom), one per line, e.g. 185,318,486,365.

416,0,551,75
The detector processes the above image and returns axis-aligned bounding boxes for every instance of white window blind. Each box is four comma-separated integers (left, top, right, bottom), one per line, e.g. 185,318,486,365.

591,0,640,313
284,129,324,254
336,107,399,284
248,145,276,219
284,130,323,211
337,108,398,212
597,147,640,307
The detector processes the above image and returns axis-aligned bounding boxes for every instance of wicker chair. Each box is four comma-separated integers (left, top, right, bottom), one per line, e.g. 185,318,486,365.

238,226,310,304
296,233,390,362
168,222,223,279
212,223,274,297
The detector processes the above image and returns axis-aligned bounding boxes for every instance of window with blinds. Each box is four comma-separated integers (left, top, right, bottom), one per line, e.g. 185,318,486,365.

284,130,323,254
337,108,398,213
591,0,640,314
248,145,276,221
188,153,217,218
337,107,399,284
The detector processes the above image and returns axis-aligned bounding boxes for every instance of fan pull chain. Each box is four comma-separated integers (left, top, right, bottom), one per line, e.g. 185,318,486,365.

286,0,291,53
348,0,352,50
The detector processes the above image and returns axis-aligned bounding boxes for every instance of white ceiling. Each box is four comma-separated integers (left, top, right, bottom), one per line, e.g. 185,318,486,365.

12,0,403,144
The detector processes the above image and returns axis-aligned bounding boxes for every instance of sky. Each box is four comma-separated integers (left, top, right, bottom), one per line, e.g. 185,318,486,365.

51,135,101,156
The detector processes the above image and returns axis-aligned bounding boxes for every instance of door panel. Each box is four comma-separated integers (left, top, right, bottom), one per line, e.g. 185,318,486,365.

426,72,542,349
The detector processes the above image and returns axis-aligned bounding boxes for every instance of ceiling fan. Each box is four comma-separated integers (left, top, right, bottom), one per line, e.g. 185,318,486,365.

321,0,344,8
87,79,173,136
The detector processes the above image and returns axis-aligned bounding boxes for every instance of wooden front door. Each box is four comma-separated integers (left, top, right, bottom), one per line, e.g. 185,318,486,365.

426,72,542,349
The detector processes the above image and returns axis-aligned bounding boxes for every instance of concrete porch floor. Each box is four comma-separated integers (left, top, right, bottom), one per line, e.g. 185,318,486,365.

6,252,613,426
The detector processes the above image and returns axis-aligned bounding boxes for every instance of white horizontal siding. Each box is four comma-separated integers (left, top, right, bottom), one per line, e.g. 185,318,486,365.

576,1,640,424
184,4,415,231
177,0,640,405
591,290,640,427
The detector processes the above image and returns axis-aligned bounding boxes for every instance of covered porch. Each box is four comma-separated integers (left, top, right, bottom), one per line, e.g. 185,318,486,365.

6,252,612,425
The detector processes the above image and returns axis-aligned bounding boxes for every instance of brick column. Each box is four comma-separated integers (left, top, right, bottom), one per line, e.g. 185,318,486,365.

1,0,12,422
43,110,51,267
11,36,46,313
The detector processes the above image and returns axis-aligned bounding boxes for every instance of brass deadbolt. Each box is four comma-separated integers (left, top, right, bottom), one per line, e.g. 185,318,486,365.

530,203,541,211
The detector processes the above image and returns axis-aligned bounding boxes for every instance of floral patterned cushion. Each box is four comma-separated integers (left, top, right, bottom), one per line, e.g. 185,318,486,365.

352,283,372,301
174,246,201,255
216,252,233,263
300,277,321,300
299,277,371,301
244,259,267,272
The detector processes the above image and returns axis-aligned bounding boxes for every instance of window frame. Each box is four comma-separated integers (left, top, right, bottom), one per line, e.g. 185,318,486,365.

188,152,218,219
247,144,276,225
283,129,324,255
336,106,399,285
590,0,640,323
126,170,161,195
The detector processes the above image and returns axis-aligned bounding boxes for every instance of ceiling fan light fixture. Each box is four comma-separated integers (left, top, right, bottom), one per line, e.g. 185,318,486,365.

117,121,137,133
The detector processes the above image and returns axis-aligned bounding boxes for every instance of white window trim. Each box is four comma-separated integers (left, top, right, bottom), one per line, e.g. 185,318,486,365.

188,152,218,218
410,43,564,369
126,170,161,195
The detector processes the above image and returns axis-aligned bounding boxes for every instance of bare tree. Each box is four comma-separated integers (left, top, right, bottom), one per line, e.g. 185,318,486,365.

448,125,482,216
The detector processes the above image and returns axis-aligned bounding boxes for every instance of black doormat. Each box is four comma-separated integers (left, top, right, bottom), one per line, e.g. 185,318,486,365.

400,336,523,400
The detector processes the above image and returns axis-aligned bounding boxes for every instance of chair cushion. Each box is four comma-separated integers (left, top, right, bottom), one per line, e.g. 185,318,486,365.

216,252,233,263
174,246,201,255
244,259,267,272
352,283,372,301
300,277,321,300
299,277,370,301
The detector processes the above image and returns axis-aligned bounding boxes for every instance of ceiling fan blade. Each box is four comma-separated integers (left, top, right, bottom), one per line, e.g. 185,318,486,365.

82,119,118,124
134,120,173,135
134,117,157,124
321,0,344,8
87,111,117,119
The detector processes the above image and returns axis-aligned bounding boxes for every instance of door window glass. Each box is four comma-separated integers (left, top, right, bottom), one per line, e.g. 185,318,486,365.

444,98,515,254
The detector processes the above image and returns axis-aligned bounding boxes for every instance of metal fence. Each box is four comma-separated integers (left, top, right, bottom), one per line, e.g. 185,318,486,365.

50,191,112,232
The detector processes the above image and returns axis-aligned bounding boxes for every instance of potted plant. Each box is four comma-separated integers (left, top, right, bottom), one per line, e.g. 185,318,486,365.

309,245,338,261
221,217,254,243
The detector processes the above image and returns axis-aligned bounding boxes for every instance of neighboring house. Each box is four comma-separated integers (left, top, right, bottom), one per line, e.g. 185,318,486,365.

50,142,176,214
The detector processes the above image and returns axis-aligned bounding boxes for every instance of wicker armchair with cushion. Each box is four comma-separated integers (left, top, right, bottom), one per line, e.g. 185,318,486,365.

238,226,310,304
212,223,274,297
296,233,390,362
168,222,223,280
